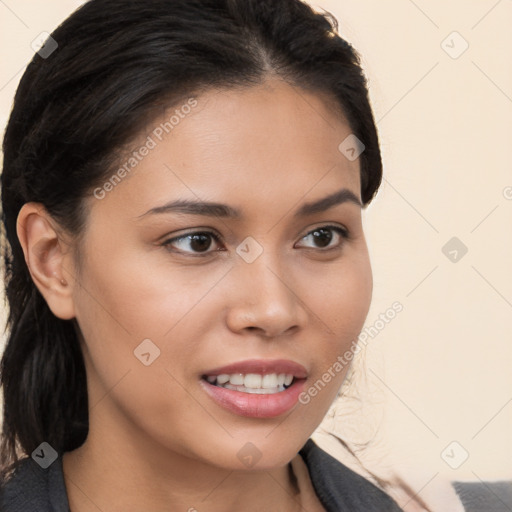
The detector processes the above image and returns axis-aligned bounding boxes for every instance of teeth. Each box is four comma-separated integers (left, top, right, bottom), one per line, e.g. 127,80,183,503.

262,374,278,388
230,373,244,386
216,374,230,384
205,372,296,393
244,374,262,388
222,383,283,394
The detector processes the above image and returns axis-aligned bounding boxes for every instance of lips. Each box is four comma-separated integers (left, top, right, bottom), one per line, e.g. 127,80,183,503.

200,359,308,418
202,359,308,379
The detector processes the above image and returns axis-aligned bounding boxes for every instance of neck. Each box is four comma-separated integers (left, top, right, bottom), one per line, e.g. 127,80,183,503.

62,410,304,512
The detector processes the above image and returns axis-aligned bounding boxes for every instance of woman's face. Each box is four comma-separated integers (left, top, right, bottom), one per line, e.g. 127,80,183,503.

67,79,373,469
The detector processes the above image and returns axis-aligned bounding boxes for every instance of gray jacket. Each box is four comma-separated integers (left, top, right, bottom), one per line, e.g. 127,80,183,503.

1,439,511,511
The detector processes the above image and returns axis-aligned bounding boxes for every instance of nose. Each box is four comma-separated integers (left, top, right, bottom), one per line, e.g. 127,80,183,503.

225,250,308,338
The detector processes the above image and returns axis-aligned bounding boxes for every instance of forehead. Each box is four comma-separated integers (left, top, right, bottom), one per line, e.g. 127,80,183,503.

87,79,361,221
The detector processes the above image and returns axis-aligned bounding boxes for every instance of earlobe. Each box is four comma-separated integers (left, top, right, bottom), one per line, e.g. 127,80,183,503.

16,203,76,320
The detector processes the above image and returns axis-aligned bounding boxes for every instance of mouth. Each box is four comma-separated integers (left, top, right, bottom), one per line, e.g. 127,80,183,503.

202,372,296,395
199,359,308,418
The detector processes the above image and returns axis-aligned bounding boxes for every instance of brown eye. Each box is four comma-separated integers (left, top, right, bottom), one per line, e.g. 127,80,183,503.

311,228,333,248
162,231,223,255
296,226,349,250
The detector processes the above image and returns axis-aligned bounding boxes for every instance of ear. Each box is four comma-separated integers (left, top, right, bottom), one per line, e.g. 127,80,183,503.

16,203,76,320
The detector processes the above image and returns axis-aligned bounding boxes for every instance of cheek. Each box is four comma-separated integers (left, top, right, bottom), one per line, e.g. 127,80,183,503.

73,248,227,343
71,256,236,458
70,245,236,421
292,247,372,417
300,245,373,350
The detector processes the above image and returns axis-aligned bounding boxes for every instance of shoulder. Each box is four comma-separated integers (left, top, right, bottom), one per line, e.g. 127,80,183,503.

0,456,69,512
299,438,403,511
300,438,512,512
453,480,512,512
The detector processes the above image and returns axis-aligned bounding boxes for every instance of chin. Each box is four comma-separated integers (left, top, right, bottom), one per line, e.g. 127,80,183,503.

197,429,313,471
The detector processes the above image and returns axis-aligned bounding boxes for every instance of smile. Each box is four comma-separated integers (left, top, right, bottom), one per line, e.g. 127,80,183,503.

203,373,295,394
200,359,308,418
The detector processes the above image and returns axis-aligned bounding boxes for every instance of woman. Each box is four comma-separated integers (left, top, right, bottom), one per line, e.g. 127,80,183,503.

0,1,508,511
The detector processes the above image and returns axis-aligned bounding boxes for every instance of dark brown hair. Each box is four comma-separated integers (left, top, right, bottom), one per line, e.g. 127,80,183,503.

0,0,382,475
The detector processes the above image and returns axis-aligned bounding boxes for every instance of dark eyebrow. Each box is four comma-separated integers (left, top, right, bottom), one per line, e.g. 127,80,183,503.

296,188,362,216
138,188,361,219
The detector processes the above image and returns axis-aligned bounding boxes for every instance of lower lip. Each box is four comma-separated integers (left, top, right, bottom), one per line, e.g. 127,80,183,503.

200,378,306,418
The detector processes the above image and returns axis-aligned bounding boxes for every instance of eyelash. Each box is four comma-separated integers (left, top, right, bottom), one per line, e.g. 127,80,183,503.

161,225,350,257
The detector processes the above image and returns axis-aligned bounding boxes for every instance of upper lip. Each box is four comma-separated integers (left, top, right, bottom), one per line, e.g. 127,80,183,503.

202,359,308,379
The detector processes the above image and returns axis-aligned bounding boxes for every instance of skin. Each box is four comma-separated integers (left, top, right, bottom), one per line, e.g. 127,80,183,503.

18,78,373,511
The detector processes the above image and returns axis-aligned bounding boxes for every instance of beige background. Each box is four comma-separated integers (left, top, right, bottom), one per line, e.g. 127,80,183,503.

1,0,511,490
